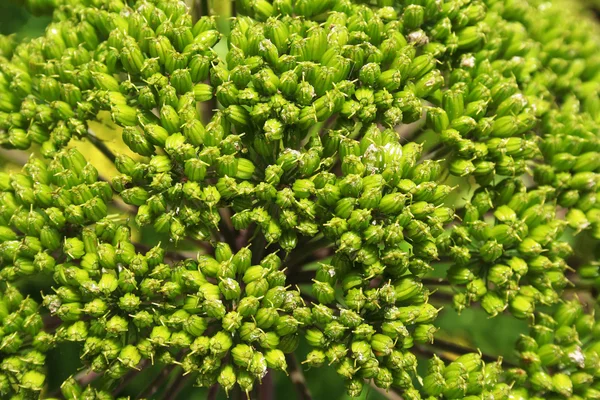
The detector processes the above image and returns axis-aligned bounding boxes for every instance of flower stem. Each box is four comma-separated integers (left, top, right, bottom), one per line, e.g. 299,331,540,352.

87,129,116,163
207,383,220,400
421,278,454,287
112,363,147,397
286,270,315,285
285,235,332,273
163,372,191,400
366,381,404,400
139,365,175,399
285,353,313,400
218,208,239,251
258,370,274,400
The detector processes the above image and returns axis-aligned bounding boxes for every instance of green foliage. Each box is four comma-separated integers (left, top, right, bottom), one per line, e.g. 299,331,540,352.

0,0,600,399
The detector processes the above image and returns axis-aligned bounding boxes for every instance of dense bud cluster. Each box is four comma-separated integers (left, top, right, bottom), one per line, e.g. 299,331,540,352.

508,301,600,399
0,0,599,398
420,353,508,399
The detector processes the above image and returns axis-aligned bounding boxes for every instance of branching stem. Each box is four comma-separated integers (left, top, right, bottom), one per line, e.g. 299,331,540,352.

285,235,332,273
163,372,191,400
138,365,175,399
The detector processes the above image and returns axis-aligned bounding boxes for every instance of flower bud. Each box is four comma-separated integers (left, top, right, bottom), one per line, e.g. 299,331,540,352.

159,105,181,134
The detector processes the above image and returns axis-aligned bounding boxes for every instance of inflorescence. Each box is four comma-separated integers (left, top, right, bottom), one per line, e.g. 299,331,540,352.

1,0,600,398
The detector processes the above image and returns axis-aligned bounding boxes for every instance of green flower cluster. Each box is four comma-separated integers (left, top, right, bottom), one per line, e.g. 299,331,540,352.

0,0,599,398
0,151,306,397
420,354,508,399
0,286,51,397
509,301,600,399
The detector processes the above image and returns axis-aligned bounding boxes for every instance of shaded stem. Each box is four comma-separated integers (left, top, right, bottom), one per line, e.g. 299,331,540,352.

300,292,318,306
285,235,332,273
421,278,453,287
231,387,243,400
43,314,62,331
428,291,455,304
250,229,268,265
208,384,220,400
398,118,426,144
366,381,404,400
87,129,116,163
218,208,239,251
414,344,446,360
0,148,29,165
77,370,101,387
258,371,273,400
570,280,594,290
285,354,312,400
113,362,147,397
186,0,203,21
287,269,315,285
138,365,175,399
46,369,100,398
164,372,191,400
424,144,451,161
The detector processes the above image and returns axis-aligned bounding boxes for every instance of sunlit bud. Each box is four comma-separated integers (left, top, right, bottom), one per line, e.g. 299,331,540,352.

528,370,553,392
60,376,82,400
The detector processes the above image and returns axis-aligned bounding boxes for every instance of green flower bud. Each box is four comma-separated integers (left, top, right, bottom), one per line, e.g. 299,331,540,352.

275,315,300,337
371,334,395,356
530,370,553,392
118,345,142,370
414,324,438,344
215,365,236,395
554,300,583,327
263,349,286,373
61,376,82,400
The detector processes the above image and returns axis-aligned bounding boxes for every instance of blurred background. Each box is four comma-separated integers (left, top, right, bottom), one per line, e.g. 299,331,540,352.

0,0,598,398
